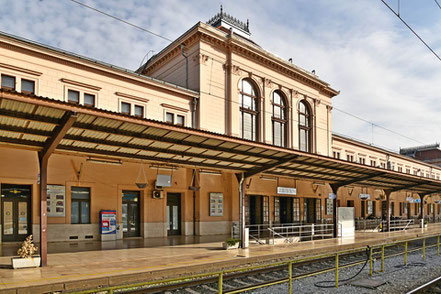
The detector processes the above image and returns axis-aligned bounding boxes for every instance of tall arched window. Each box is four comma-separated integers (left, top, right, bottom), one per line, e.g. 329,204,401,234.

239,79,259,141
272,91,287,147
298,100,312,152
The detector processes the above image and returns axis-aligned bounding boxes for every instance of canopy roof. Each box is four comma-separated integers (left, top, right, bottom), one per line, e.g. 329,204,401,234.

1,89,440,196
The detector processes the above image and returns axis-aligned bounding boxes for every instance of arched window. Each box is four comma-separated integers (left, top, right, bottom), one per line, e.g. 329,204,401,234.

298,100,312,152
239,79,259,141
272,91,287,147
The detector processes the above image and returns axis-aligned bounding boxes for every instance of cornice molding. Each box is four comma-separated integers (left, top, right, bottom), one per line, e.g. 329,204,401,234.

0,62,42,76
160,103,189,113
115,92,149,103
60,78,102,91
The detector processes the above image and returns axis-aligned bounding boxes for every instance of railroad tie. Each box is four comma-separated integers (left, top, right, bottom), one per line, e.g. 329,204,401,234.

234,279,251,286
261,273,280,280
185,287,200,294
248,276,265,283
222,283,235,289
202,285,218,292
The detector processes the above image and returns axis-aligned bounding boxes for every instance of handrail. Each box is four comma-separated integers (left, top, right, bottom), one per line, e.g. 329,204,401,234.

73,233,441,294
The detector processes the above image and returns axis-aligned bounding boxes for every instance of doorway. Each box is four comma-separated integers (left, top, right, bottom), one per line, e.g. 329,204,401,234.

167,193,181,235
122,191,140,237
1,184,31,242
245,195,269,225
303,198,320,223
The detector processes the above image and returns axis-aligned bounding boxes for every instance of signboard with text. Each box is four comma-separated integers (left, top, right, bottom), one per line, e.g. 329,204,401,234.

359,194,370,200
277,187,297,195
46,185,65,217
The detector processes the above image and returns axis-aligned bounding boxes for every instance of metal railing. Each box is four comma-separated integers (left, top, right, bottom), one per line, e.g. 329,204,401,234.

355,218,417,231
355,219,381,231
268,223,334,244
246,222,302,244
74,233,441,294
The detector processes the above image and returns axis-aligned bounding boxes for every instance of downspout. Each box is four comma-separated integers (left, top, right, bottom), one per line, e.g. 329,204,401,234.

239,173,245,248
181,44,188,89
314,99,317,153
191,97,198,129
189,169,200,236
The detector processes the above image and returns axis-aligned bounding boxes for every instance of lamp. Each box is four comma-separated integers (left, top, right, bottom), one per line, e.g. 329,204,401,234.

86,157,122,166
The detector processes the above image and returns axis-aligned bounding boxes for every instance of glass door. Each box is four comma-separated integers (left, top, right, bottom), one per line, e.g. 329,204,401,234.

1,184,31,242
122,191,140,237
167,193,181,236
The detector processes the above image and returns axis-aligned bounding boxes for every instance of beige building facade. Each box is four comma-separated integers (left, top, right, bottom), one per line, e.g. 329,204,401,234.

0,11,440,249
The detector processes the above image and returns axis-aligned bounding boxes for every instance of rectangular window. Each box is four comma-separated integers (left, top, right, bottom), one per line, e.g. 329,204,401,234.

359,157,365,164
121,102,131,115
293,198,300,222
176,115,185,126
333,151,340,159
84,93,95,107
398,166,403,172
380,162,385,168
68,90,80,104
263,196,269,223
134,105,144,118
370,160,376,167
316,199,321,222
346,155,353,162
71,187,90,224
326,198,333,215
1,75,15,90
274,197,280,223
166,112,174,124
21,79,35,94
367,201,373,215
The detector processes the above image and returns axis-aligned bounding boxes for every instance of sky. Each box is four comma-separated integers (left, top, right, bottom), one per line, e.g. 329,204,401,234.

1,0,440,152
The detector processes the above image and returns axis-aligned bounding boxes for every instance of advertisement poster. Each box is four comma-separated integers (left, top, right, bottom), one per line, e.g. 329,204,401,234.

46,185,65,217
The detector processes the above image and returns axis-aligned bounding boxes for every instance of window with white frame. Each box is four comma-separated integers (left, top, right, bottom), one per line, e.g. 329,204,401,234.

326,198,333,215
119,100,146,118
66,88,97,107
1,73,37,95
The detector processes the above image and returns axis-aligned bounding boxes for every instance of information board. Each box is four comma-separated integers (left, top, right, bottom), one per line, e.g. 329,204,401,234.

46,185,65,217
209,193,223,216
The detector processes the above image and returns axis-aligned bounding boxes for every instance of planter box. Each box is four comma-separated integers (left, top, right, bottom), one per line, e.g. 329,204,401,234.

11,256,41,269
222,242,239,250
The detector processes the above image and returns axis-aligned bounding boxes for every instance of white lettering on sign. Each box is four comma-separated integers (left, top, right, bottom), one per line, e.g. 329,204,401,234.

359,194,370,200
277,187,297,195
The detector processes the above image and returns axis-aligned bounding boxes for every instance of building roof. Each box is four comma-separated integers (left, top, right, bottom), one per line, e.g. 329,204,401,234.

0,30,199,97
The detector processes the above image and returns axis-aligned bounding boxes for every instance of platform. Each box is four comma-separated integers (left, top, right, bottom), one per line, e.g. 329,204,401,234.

1,224,441,294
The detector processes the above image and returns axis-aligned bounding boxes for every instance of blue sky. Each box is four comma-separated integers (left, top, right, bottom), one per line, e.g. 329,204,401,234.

1,0,440,151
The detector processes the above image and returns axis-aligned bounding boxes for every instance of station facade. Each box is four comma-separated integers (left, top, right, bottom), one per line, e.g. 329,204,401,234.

0,10,440,248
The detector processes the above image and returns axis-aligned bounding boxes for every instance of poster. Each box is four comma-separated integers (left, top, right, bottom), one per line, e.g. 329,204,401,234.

46,185,65,217
209,192,223,216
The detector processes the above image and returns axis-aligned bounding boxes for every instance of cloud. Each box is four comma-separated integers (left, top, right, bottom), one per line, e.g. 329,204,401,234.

0,0,440,151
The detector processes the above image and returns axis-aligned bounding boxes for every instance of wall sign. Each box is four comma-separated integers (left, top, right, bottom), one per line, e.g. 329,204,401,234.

406,197,414,203
359,194,370,200
209,192,223,216
328,193,336,200
277,187,297,195
414,199,421,203
46,185,65,217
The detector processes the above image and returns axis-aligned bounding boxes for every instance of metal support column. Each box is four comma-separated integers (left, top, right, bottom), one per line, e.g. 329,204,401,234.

385,190,392,232
238,172,245,248
330,184,340,238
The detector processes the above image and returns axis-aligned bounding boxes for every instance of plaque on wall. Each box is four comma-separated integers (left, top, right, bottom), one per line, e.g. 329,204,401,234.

209,192,223,216
46,185,65,217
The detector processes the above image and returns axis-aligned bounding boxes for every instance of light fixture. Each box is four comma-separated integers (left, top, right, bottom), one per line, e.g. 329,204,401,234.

260,175,277,181
86,157,122,166
199,169,222,175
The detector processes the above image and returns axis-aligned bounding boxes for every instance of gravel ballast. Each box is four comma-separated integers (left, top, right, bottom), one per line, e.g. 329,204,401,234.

249,245,441,293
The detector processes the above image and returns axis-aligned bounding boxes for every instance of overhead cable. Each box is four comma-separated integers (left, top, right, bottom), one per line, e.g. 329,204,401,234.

68,0,174,43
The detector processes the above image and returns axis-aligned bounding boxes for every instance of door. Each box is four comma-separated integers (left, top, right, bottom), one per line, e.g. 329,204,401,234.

361,201,366,218
122,191,140,237
167,193,181,235
303,198,317,223
1,184,31,242
280,197,293,224
247,195,269,225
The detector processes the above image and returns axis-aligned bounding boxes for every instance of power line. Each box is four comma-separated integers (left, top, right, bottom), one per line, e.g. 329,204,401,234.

380,0,441,62
68,0,174,43
434,0,441,10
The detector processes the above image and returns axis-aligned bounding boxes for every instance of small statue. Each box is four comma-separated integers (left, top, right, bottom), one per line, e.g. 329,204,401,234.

17,235,38,258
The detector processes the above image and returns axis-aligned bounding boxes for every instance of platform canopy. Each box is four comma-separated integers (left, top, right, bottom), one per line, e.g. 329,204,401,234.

1,89,441,196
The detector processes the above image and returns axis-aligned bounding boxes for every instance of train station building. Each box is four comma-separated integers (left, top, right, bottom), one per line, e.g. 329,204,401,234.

1,9,441,267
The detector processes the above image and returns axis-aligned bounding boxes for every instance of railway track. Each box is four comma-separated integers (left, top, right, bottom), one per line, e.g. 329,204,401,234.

78,236,439,294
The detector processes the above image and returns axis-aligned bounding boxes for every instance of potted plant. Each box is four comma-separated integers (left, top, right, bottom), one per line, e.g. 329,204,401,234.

222,238,240,250
12,235,40,269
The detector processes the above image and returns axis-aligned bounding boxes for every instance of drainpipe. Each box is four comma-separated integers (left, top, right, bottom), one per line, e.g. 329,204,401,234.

189,169,200,236
181,44,188,89
191,97,198,129
239,173,245,248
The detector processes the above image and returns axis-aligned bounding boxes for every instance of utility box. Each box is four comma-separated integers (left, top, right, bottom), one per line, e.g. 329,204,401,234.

337,207,355,238
243,227,249,248
100,210,117,241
